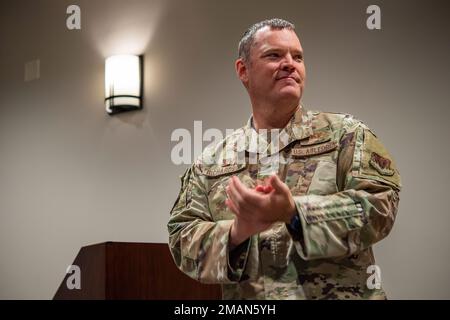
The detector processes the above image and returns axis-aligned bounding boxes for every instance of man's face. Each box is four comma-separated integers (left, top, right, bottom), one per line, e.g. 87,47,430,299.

237,27,306,107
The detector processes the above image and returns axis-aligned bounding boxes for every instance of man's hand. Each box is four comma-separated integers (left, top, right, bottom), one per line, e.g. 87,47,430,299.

225,175,297,247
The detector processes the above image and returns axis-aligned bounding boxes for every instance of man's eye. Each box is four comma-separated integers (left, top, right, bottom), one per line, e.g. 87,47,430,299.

267,53,279,58
295,56,303,62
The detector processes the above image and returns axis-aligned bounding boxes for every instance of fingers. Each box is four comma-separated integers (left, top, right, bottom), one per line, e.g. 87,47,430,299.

255,184,273,193
255,185,265,192
226,182,243,211
226,176,263,215
269,175,287,193
225,198,240,215
231,176,261,204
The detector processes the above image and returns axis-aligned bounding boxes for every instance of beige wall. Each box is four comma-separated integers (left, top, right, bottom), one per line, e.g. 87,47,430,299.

1,0,449,299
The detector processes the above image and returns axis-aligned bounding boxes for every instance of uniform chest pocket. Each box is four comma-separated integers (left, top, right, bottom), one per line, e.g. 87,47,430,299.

200,163,254,221
289,139,339,196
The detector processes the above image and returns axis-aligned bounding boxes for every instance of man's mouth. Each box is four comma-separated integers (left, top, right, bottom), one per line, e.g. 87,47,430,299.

276,75,300,83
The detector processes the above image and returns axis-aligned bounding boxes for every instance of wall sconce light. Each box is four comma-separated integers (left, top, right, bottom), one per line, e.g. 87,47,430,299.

105,54,143,115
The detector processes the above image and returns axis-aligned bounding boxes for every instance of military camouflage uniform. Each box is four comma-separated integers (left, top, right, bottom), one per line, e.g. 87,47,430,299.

167,106,401,299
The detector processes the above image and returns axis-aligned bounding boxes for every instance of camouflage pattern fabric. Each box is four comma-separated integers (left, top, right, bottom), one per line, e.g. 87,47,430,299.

167,106,401,300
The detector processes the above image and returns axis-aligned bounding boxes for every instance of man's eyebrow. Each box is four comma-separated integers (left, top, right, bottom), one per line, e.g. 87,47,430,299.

261,48,304,56
261,47,281,53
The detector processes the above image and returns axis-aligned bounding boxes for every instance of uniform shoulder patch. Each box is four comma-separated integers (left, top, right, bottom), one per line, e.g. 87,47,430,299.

369,152,395,176
356,127,401,190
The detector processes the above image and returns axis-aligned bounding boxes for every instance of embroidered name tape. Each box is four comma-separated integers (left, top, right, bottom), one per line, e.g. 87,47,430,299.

201,164,244,177
291,141,338,157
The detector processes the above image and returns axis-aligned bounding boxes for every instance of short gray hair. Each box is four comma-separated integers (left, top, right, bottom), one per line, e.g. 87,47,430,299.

238,18,295,63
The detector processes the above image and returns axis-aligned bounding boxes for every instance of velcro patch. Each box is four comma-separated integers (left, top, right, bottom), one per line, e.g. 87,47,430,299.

200,164,246,177
300,130,332,146
291,141,338,157
358,129,401,189
369,152,395,176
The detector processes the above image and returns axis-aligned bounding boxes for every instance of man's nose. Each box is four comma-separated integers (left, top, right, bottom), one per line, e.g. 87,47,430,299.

280,54,295,71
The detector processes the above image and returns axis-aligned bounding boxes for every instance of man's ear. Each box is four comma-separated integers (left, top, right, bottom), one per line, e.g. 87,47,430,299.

235,58,249,87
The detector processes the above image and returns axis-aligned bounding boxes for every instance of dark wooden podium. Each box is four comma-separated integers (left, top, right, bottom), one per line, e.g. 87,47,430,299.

53,242,222,300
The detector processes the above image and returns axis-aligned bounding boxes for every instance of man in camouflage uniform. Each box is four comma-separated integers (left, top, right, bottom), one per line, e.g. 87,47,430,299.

167,18,401,299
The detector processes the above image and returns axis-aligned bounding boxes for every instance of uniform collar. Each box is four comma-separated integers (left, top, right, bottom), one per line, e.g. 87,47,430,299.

241,105,314,155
